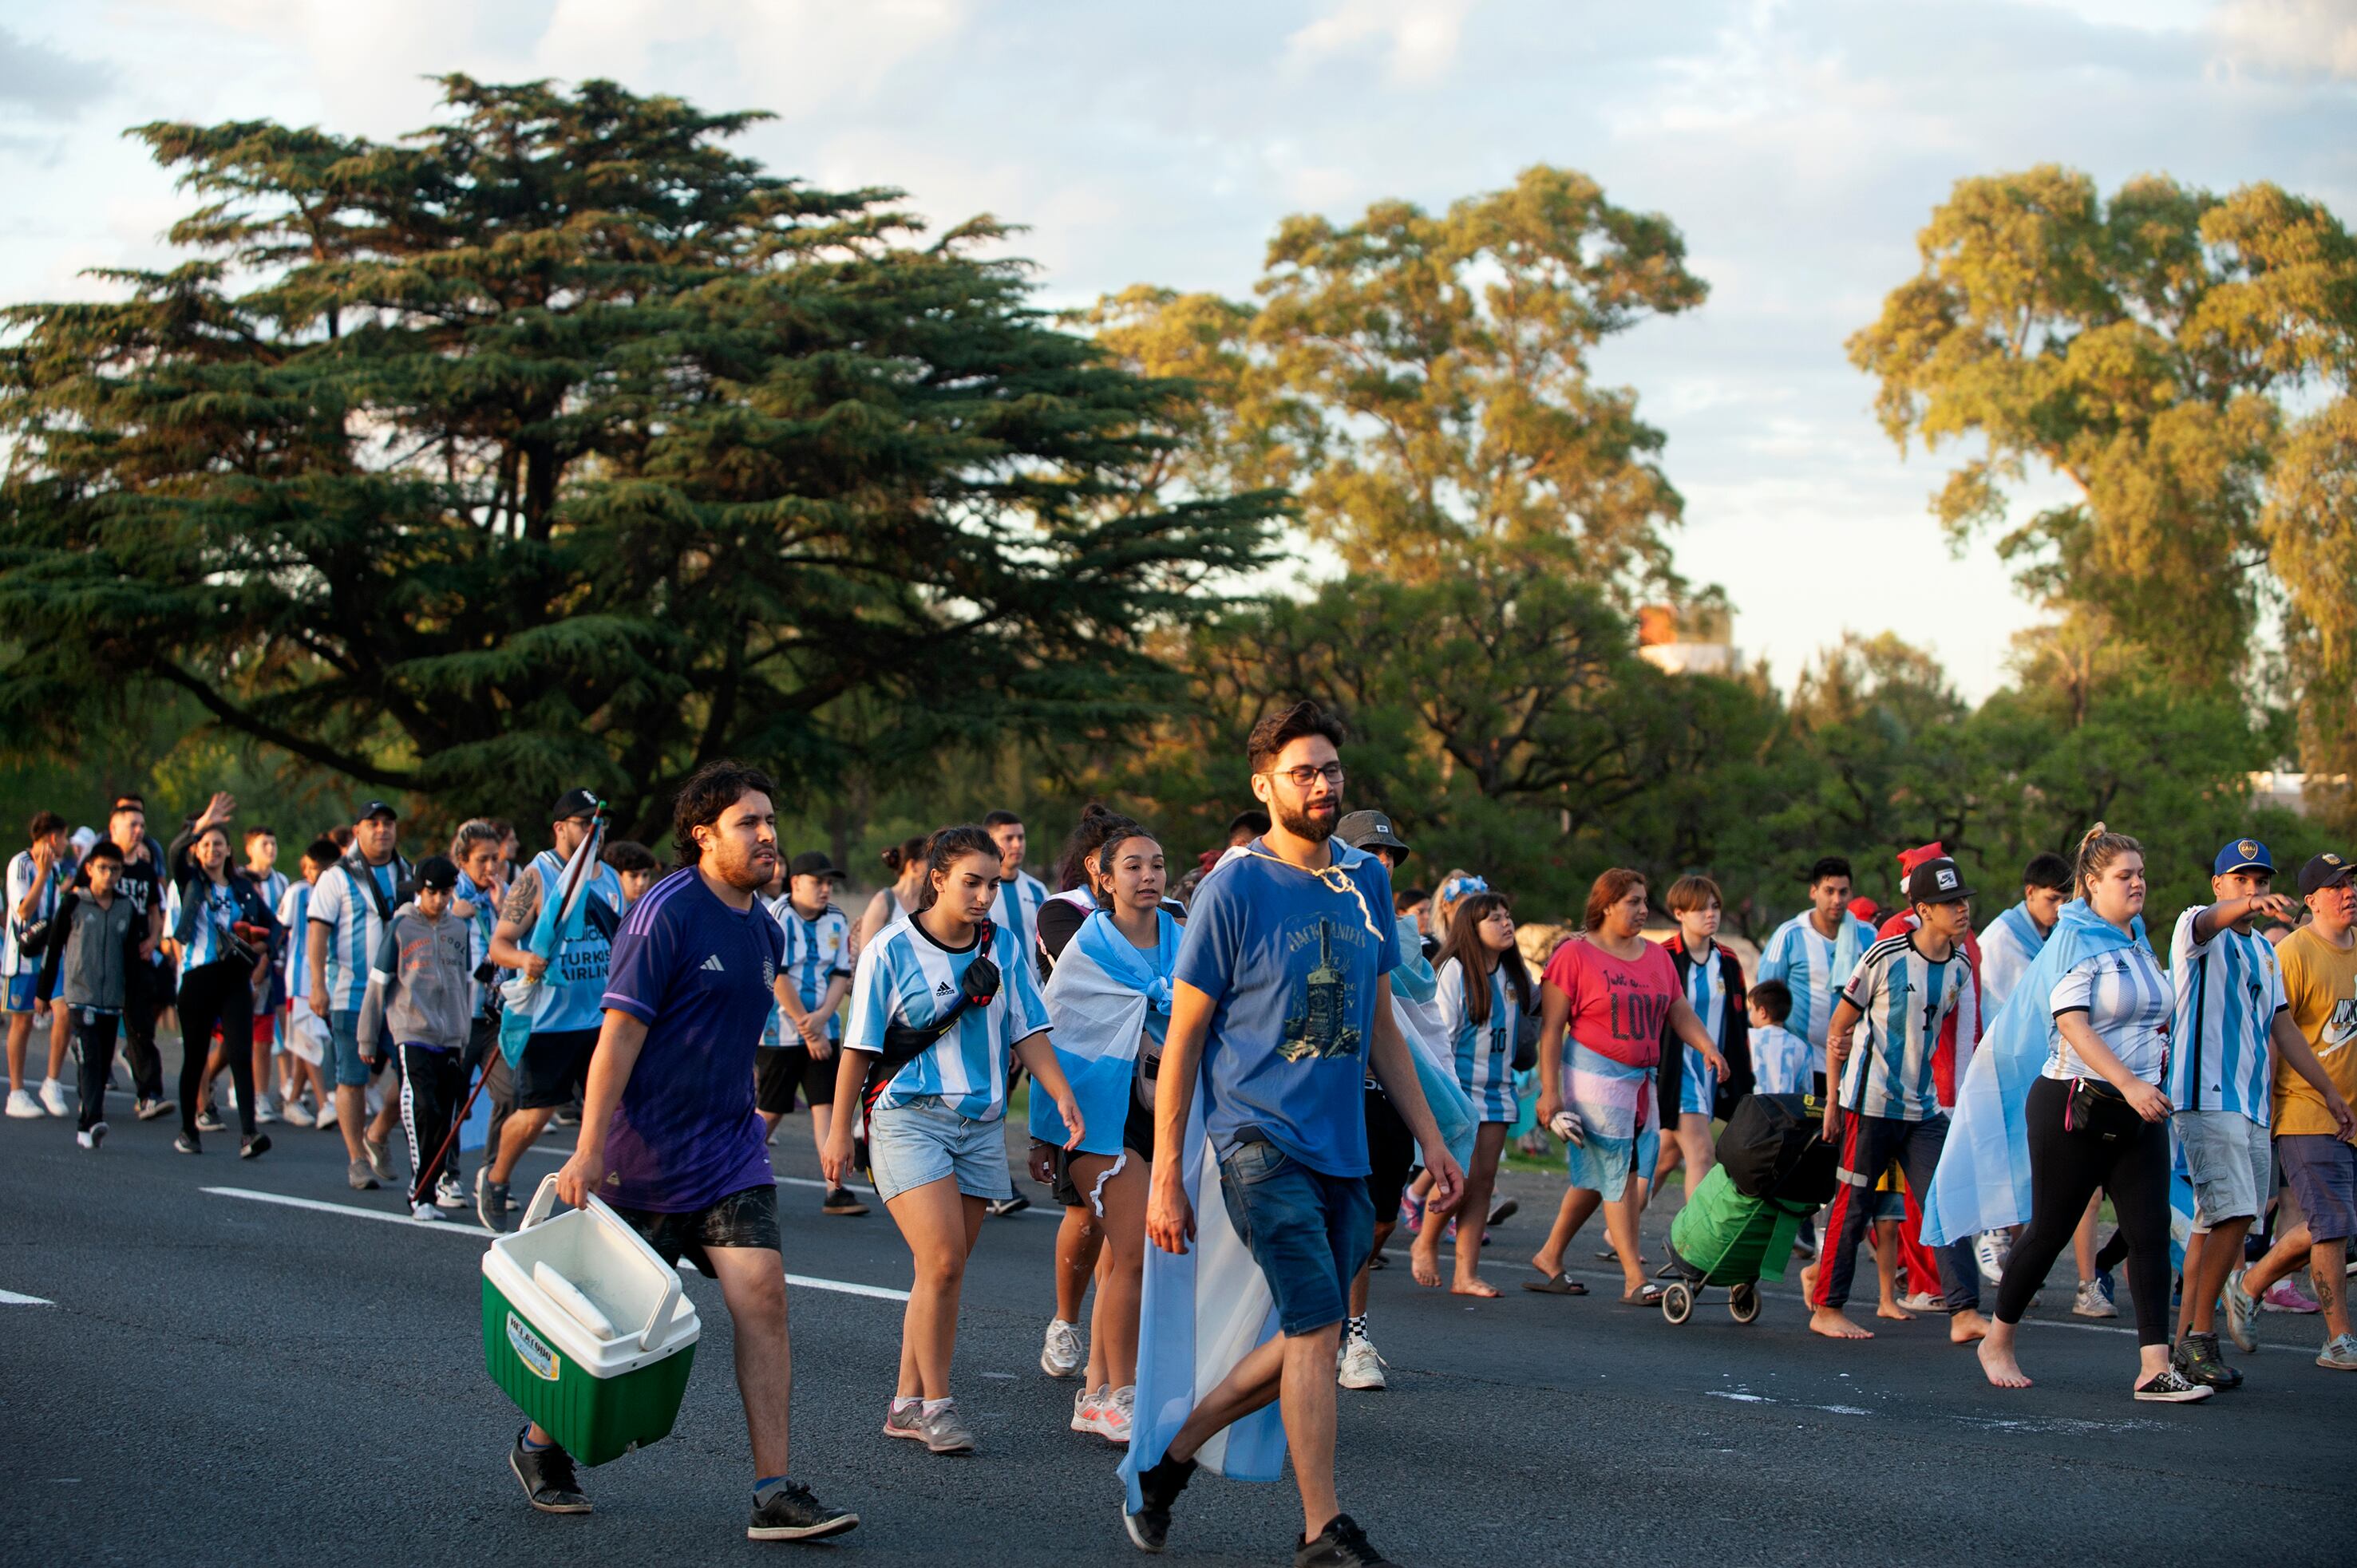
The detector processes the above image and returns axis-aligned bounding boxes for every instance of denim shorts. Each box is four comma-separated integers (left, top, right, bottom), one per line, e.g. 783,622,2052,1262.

2177,1108,2271,1229
329,1009,370,1088
1216,1139,1375,1338
2279,1134,2357,1245
868,1099,1014,1203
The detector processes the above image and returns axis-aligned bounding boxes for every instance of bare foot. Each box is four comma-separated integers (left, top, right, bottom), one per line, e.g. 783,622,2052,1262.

1809,1305,1874,1340
1978,1336,2032,1388
1410,1249,1441,1288
1876,1301,1917,1322
1798,1262,1819,1301
1949,1309,1991,1345
1449,1277,1501,1298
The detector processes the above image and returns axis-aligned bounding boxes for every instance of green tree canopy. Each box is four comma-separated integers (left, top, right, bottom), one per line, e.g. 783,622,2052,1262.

1088,165,1708,598
0,77,1279,835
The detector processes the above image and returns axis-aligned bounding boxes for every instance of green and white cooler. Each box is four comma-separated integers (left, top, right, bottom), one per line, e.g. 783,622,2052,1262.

482,1175,701,1465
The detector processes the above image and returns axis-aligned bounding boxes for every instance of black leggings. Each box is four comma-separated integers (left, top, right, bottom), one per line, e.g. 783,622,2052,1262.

1996,1076,2172,1345
178,961,255,1139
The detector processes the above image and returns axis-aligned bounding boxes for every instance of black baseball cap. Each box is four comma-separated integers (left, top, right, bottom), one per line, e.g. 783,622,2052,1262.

550,788,602,822
2299,852,2354,897
414,854,459,892
1335,810,1410,855
789,851,840,879
1904,857,1974,906
356,800,398,823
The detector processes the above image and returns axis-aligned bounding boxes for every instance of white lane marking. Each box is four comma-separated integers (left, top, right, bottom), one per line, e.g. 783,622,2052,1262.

0,1288,54,1306
204,1187,495,1235
200,1187,909,1301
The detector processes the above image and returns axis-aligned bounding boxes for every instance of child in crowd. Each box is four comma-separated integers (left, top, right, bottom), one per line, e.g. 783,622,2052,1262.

278,839,339,1130
48,842,138,1147
355,855,474,1220
1747,979,1817,1258
602,839,660,910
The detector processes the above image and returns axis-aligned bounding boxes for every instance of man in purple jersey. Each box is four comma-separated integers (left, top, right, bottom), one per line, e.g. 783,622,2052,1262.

511,760,856,1545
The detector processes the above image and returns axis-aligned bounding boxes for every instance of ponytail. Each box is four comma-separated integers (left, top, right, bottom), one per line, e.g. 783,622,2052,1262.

2074,821,2143,902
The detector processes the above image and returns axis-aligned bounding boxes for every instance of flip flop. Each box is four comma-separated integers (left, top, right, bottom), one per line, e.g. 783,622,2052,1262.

1521,1272,1588,1296
1619,1283,1663,1306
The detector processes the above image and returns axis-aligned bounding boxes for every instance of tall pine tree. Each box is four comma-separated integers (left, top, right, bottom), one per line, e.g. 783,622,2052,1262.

0,77,1279,835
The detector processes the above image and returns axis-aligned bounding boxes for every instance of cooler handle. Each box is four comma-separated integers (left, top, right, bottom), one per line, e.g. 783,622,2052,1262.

514,1175,682,1353
519,1173,564,1231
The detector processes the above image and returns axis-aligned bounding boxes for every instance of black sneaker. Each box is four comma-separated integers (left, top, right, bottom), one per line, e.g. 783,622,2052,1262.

239,1133,271,1160
509,1428,591,1513
173,1133,201,1155
479,1173,511,1234
2173,1331,2243,1390
195,1104,227,1133
821,1186,870,1217
2134,1367,2215,1404
987,1194,1030,1218
747,1479,859,1542
1295,1514,1398,1568
1122,1452,1195,1553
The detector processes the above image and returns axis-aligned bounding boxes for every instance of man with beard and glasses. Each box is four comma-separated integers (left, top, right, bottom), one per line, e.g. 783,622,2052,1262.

1125,701,1465,1568
520,761,856,1542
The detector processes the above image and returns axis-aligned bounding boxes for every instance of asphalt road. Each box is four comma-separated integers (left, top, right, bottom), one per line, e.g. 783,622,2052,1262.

4,1054,2355,1568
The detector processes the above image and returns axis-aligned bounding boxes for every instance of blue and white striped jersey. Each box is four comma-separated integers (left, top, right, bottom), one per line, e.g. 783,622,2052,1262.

843,916,1051,1122
765,895,852,1041
3,849,62,977
309,858,402,1013
1756,910,1877,1073
278,880,313,1001
1750,1025,1813,1096
1436,956,1518,1123
167,875,246,971
2045,943,2172,1086
2167,906,2287,1124
1837,934,1963,1120
991,870,1051,966
455,869,499,1019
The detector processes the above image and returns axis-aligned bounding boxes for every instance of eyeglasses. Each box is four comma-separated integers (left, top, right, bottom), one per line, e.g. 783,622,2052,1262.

1264,763,1346,790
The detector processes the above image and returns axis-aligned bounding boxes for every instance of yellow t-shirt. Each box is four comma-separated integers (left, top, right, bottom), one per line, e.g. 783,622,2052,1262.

2273,926,2357,1136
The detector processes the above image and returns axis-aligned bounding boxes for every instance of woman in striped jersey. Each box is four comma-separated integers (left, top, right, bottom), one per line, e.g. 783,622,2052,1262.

1410,890,1531,1296
1979,825,2208,1401
164,823,279,1158
825,825,1083,1455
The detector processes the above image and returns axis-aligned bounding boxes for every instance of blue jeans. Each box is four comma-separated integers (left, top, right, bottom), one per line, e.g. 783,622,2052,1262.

1216,1139,1374,1337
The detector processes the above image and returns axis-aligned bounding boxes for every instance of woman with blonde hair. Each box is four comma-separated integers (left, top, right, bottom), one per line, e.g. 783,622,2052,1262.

1526,869,1728,1303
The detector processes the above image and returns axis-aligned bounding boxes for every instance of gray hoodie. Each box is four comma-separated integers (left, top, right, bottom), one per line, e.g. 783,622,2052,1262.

355,901,473,1057
56,890,136,1012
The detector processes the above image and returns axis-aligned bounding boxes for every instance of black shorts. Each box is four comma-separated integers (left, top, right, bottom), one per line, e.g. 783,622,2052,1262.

610,1183,781,1276
1045,1086,1161,1207
1364,1087,1418,1223
756,1045,837,1115
514,1028,598,1111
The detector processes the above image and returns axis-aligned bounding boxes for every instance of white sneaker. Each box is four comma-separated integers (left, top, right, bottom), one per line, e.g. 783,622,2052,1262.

255,1094,279,1125
38,1078,69,1117
4,1089,42,1120
2073,1278,2118,1319
1040,1317,1084,1379
77,1124,105,1150
1338,1333,1389,1391
1898,1291,1945,1313
409,1202,445,1222
1975,1230,2010,1286
1101,1384,1134,1445
1070,1385,1105,1435
315,1101,338,1132
283,1099,315,1128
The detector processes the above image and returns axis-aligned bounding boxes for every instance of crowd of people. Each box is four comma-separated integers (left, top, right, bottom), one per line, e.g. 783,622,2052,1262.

6,701,2357,1566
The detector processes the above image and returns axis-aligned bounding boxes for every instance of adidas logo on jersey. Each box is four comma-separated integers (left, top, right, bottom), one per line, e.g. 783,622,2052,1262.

935,980,954,996
702,954,726,973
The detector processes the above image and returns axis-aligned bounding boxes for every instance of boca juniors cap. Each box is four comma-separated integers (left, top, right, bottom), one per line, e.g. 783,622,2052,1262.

2299,852,2355,897
1904,857,1974,906
2214,838,2274,877
1335,810,1410,855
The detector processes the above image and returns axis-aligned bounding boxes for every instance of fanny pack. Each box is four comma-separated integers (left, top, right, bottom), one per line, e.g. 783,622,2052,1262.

2063,1075,2144,1143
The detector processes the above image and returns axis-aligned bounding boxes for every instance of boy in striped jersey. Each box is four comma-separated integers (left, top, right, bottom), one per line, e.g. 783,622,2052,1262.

5,811,72,1119
309,802,412,1190
1755,856,1878,1092
1809,858,1991,1342
2168,838,2355,1387
984,810,1051,969
762,851,861,1215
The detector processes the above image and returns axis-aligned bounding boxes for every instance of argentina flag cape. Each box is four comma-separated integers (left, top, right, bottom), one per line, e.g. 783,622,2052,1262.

1923,899,2145,1247
1035,908,1179,1159
1392,987,1477,1170
1121,1054,1287,1507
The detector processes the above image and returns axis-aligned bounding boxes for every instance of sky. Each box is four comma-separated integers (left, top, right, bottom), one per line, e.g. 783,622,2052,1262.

3,0,2353,701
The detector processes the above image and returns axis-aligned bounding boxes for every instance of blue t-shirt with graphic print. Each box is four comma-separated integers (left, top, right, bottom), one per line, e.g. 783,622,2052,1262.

1173,838,1400,1178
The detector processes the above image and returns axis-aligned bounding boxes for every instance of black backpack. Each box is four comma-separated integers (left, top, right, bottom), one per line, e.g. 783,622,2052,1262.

1714,1092,1837,1206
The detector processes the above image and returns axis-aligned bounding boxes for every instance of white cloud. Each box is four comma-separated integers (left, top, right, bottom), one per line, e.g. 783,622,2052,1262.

2209,0,2357,79
1285,0,1476,85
